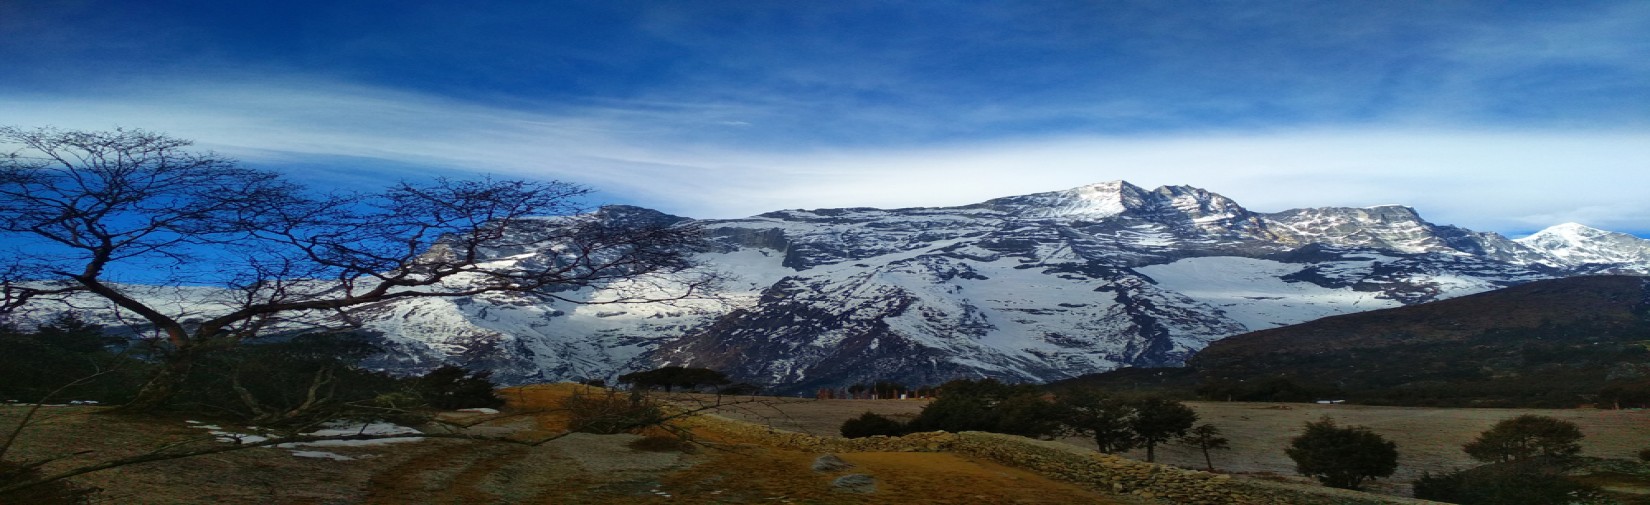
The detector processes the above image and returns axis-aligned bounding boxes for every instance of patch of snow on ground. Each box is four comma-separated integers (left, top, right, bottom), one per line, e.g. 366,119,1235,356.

290,450,355,461
1137,256,1400,331
210,431,270,444
183,420,425,460
282,422,424,448
457,407,500,414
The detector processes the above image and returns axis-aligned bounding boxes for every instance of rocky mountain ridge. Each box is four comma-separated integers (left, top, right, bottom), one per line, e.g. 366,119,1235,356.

340,181,1650,393
22,181,1649,393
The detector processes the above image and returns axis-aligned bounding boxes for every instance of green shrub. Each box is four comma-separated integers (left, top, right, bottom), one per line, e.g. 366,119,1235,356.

840,412,907,438
1414,463,1601,505
617,366,730,392
1285,417,1398,490
906,379,1059,438
0,314,149,404
1462,415,1583,463
627,435,693,452
416,365,504,410
1055,388,1136,453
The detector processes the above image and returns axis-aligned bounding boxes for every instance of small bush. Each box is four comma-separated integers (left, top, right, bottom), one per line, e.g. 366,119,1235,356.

1414,463,1600,505
1639,447,1650,462
1285,417,1398,490
906,379,1059,437
1412,470,1467,502
840,411,907,438
1462,415,1583,463
417,365,504,410
627,435,693,453
561,389,664,434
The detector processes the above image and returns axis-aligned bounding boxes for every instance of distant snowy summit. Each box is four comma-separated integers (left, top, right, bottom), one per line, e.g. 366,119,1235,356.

1516,222,1650,269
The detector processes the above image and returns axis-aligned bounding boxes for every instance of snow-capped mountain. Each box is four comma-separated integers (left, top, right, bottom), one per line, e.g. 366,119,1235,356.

21,181,1647,393
1515,223,1650,273
324,181,1646,393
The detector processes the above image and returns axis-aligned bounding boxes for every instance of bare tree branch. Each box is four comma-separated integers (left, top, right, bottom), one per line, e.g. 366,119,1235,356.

2,126,718,409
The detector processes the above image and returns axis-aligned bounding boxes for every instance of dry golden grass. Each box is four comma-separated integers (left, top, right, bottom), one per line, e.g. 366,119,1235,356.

2,384,1147,503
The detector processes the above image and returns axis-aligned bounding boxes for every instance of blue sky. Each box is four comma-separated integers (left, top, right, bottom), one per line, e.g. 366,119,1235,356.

3,1,1649,236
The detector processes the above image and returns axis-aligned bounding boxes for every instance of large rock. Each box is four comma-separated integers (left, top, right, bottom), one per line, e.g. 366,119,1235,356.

812,454,853,472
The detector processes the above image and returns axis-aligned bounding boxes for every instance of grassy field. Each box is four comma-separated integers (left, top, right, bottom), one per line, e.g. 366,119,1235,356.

708,397,1650,496
1,386,1141,504
8,387,1645,502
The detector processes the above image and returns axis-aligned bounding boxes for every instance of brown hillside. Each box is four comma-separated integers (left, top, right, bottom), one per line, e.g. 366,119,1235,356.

1193,275,1649,364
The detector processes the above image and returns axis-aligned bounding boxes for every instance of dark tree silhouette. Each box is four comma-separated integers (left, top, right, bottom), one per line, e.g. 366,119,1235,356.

840,411,907,438
906,379,1059,437
0,126,715,411
1128,397,1198,463
1054,388,1137,454
1462,415,1584,463
617,366,730,392
1285,417,1398,490
1179,423,1229,471
417,365,504,410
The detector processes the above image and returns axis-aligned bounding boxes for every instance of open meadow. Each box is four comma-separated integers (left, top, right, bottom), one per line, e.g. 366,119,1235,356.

708,397,1650,496
2,386,1143,504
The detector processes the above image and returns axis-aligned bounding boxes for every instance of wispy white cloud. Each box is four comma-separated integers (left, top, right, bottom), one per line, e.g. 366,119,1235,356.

6,78,1646,236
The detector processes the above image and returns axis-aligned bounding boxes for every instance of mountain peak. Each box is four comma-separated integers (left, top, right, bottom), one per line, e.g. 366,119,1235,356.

1527,222,1605,238
1517,222,1650,269
981,180,1148,219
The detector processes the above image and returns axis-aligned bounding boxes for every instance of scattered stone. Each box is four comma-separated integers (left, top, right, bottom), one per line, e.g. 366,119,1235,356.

831,474,876,494
812,454,854,472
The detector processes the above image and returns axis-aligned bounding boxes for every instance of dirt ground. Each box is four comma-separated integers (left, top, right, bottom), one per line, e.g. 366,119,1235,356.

712,398,1650,496
1,386,1138,504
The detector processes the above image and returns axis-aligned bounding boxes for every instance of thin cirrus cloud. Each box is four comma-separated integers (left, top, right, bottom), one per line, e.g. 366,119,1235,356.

5,78,1648,238
1,2,1648,237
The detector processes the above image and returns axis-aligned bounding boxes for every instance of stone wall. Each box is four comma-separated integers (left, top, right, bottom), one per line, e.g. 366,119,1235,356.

683,413,1443,505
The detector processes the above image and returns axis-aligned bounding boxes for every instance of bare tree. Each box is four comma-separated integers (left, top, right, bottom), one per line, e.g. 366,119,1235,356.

1178,423,1229,471
0,126,716,411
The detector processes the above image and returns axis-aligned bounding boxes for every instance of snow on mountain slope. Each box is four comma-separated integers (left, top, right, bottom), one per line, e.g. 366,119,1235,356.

15,181,1648,393
1137,256,1400,331
1516,223,1650,272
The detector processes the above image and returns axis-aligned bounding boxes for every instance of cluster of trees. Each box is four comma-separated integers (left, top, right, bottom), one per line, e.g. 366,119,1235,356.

842,381,935,399
838,380,1225,466
1281,413,1613,498
616,366,758,395
617,366,730,392
0,315,503,426
1414,415,1604,504
0,314,147,405
837,387,1631,499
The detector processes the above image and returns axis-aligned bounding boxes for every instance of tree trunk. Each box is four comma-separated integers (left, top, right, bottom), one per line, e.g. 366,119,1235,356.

1202,445,1214,471
1145,441,1156,462
114,352,194,413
